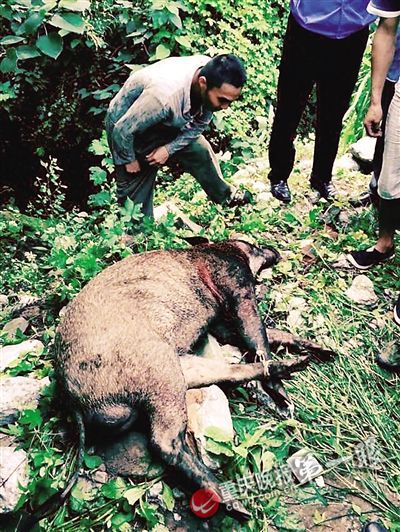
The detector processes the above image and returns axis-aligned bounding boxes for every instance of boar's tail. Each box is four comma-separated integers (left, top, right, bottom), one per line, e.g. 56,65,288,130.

17,410,86,532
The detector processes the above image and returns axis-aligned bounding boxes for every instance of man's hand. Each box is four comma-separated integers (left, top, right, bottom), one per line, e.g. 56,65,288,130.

364,103,383,137
125,160,141,173
146,146,169,166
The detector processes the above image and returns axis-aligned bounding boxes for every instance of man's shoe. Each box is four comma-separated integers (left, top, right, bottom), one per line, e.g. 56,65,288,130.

227,189,253,207
350,190,372,208
361,522,388,532
310,180,337,200
376,341,400,373
394,294,400,326
270,180,291,203
346,247,395,270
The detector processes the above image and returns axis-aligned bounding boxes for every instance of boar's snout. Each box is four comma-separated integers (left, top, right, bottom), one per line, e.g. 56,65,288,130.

262,246,281,268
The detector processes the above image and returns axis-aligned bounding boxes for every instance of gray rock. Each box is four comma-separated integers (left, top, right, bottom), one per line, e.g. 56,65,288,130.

186,385,234,470
345,275,378,306
0,446,29,513
1,317,29,340
97,431,163,479
350,136,376,163
0,376,50,426
0,339,44,372
334,153,360,173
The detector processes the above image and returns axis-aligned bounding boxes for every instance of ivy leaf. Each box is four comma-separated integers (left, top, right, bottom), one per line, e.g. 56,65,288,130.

83,454,102,469
155,44,170,60
0,36,24,45
23,12,46,35
49,13,85,34
16,45,41,60
175,35,191,48
36,33,63,59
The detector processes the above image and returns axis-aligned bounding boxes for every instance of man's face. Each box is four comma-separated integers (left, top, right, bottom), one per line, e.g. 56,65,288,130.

199,78,242,112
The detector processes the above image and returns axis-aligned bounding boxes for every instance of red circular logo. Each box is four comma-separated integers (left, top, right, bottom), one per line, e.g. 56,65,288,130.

190,488,221,518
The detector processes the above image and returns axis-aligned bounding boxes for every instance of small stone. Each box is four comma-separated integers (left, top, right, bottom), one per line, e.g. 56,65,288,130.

149,481,163,499
0,446,29,513
0,295,9,309
345,275,378,306
0,339,44,372
173,513,182,522
333,153,359,173
90,470,108,485
338,211,351,225
0,376,49,426
1,317,29,339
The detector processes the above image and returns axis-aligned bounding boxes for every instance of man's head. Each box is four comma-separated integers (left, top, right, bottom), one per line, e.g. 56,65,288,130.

198,54,246,112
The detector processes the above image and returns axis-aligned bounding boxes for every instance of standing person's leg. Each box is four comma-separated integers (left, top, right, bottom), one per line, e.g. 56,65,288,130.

174,135,240,205
347,86,400,269
268,14,315,203
311,27,369,199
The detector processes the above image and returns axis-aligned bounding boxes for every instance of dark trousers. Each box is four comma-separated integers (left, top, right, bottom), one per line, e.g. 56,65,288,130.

268,14,369,184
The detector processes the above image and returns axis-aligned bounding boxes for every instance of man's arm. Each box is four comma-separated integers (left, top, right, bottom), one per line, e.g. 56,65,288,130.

163,112,213,156
365,16,399,136
111,90,168,171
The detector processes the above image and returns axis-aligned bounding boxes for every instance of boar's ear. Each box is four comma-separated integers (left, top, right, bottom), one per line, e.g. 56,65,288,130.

182,236,210,246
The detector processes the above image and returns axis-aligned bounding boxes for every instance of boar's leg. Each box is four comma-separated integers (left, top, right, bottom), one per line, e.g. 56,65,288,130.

148,381,250,521
266,328,335,361
180,355,310,389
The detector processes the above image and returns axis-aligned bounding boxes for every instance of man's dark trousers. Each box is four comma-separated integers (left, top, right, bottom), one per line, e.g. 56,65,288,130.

268,14,369,186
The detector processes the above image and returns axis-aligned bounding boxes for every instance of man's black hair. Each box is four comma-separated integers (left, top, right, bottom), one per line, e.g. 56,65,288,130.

199,54,247,89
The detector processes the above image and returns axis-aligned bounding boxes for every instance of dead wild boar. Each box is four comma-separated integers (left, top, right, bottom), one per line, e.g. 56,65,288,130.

50,239,333,520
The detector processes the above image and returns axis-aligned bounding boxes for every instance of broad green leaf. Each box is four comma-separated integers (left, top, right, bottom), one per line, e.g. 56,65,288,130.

19,409,43,429
1,36,24,45
0,48,18,73
59,0,90,11
124,485,146,506
175,35,191,48
83,454,102,469
101,478,127,499
48,13,85,34
205,439,234,457
36,33,63,59
111,513,133,527
16,45,40,60
204,426,232,443
23,12,46,35
155,44,170,60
